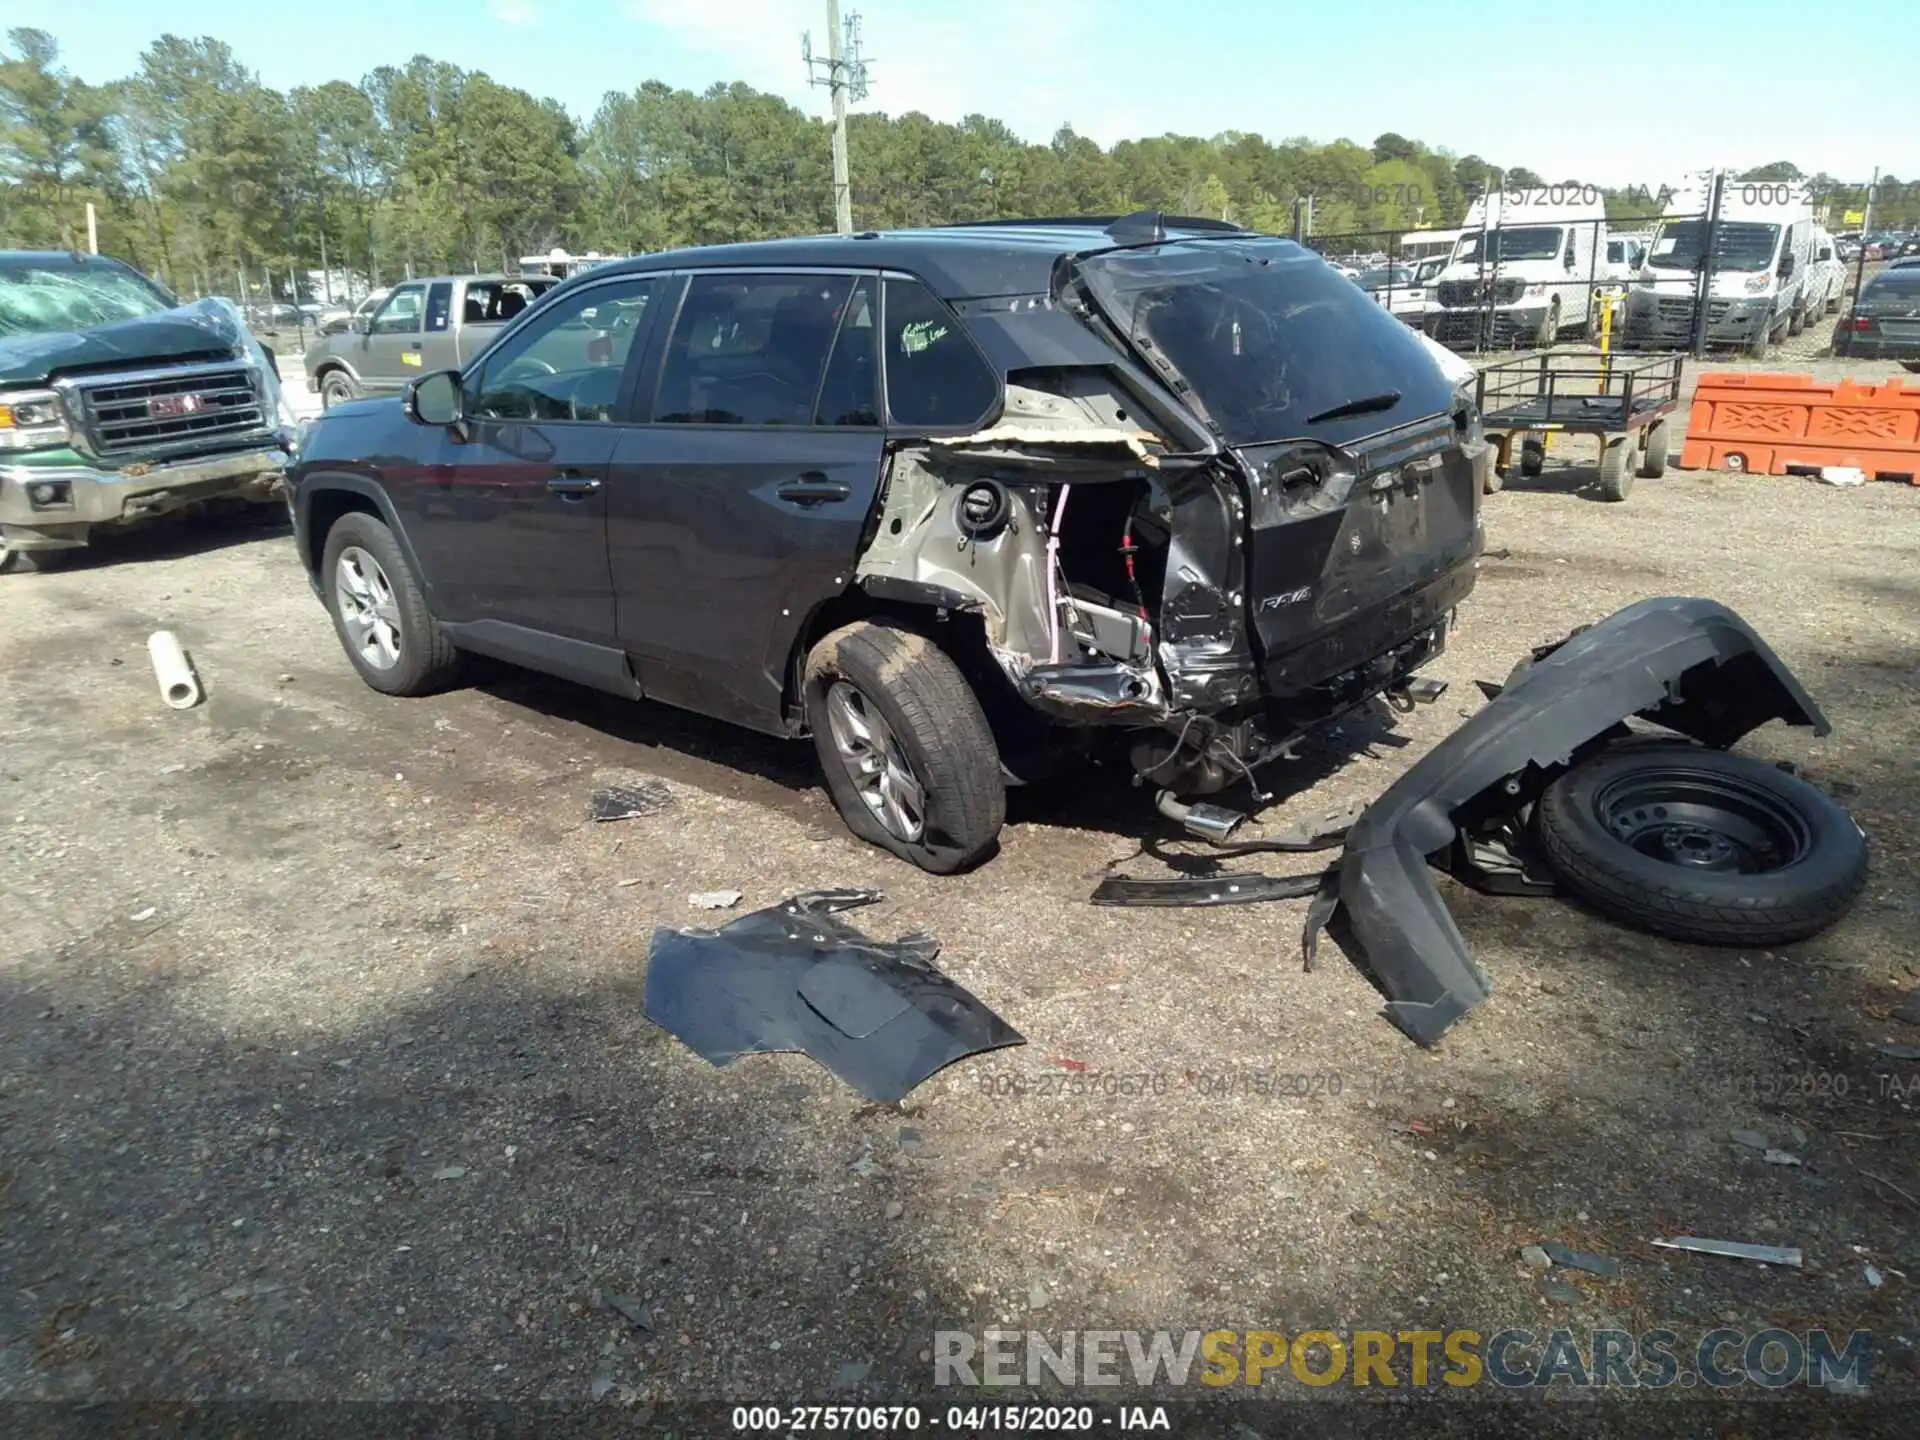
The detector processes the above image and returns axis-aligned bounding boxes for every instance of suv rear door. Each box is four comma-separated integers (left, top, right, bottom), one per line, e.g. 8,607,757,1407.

605,269,892,730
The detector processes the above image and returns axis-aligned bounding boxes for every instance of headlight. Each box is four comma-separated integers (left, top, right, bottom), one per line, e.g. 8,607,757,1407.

1743,274,1772,294
0,390,72,452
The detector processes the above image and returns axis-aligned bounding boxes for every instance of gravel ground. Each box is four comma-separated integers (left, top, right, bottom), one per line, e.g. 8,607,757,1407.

3,374,1919,1430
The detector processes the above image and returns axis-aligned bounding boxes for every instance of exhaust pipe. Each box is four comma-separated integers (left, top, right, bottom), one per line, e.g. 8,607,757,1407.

1154,790,1248,844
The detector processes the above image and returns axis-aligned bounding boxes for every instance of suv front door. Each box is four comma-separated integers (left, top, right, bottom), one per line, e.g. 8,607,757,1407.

357,282,427,392
397,275,663,652
607,270,888,730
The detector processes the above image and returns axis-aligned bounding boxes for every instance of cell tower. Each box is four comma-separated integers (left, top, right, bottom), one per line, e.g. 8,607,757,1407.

803,1,871,235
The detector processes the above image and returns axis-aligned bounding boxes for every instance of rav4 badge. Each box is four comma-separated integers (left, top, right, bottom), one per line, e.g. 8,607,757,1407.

1259,587,1313,612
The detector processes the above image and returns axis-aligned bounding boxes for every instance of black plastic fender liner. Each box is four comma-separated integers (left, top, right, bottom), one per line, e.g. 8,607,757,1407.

1314,597,1828,1047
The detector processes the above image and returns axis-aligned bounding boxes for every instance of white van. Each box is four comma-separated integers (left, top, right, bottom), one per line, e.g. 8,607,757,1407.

1425,191,1609,348
1621,185,1817,355
1398,228,1461,266
1802,226,1848,319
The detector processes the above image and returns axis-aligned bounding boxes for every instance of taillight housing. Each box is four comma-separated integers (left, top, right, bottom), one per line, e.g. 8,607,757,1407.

1849,315,1873,331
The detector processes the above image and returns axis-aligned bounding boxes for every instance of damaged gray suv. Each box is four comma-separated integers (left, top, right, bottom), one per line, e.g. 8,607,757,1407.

290,214,1485,872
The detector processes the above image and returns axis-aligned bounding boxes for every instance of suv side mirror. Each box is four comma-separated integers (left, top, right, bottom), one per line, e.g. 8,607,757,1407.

350,313,371,334
406,370,463,427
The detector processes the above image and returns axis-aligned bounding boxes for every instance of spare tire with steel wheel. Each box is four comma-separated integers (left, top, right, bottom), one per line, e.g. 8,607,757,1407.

1637,418,1671,478
804,620,1005,874
320,511,461,696
1518,435,1546,477
1596,436,1634,500
320,370,359,410
1535,742,1867,947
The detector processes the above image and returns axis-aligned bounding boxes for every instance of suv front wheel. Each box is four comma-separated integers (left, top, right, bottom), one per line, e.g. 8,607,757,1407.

320,511,460,696
803,620,1005,874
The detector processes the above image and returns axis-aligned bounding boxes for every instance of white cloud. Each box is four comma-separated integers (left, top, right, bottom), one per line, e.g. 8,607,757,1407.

493,0,539,26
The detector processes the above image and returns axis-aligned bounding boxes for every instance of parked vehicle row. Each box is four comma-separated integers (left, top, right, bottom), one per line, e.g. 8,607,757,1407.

1833,256,1920,370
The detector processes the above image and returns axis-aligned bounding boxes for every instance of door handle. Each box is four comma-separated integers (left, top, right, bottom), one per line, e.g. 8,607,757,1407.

546,471,602,498
776,473,852,505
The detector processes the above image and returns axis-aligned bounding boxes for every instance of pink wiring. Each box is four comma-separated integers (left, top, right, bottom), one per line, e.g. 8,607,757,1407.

1045,483,1072,664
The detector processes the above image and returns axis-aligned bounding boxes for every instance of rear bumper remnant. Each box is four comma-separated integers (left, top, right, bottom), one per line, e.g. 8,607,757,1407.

1311,596,1826,1047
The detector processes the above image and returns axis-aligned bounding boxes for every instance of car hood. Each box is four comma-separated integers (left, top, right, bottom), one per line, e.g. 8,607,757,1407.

0,296,254,387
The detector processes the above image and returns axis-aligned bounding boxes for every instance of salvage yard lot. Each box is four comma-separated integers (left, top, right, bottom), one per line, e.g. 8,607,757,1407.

4,405,1920,1421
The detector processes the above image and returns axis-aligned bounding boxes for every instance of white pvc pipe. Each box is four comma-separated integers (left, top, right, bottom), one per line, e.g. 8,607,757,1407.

148,630,203,710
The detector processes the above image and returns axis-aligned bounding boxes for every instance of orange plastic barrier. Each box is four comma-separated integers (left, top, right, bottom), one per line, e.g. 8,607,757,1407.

1678,372,1920,482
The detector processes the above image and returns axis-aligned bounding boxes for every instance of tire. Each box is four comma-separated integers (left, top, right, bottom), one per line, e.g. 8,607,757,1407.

319,511,460,696
1597,436,1634,501
1481,450,1504,494
1905,361,1920,375
1637,418,1671,479
1535,743,1867,947
1518,434,1546,478
1748,318,1772,360
1787,304,1805,337
1534,300,1559,348
0,536,74,574
319,370,359,410
803,620,1004,874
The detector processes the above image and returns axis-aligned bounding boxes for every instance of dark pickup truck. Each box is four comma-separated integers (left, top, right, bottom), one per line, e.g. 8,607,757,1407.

0,250,295,572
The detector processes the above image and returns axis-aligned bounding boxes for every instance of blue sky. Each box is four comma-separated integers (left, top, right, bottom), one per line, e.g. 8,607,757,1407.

5,0,1915,187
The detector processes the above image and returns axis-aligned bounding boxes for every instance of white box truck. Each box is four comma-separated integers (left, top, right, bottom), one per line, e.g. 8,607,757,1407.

1621,182,1817,355
1425,190,1609,349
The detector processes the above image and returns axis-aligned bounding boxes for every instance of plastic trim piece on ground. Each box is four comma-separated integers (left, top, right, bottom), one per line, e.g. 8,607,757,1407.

1308,596,1829,1048
642,890,1024,1103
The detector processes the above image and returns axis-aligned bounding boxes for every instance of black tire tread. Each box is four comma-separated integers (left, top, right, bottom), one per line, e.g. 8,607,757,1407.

1536,750,1867,947
1638,418,1671,479
804,620,1004,874
320,511,460,695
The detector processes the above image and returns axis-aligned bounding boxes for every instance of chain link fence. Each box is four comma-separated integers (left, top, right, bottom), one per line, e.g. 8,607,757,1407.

1294,183,1894,367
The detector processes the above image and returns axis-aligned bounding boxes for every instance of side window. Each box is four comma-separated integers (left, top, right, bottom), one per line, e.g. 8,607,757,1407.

813,277,878,426
882,277,999,429
425,282,452,333
468,278,657,424
653,273,854,426
370,285,424,336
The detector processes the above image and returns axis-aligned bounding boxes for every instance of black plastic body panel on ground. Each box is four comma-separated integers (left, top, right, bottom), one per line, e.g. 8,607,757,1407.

1316,596,1828,1046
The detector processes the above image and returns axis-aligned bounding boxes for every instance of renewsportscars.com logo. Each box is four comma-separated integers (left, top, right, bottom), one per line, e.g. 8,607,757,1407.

933,1327,1873,1391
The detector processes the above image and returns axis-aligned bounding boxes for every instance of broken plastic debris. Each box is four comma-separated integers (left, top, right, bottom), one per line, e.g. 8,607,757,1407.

688,889,743,910
1651,1237,1803,1268
148,630,203,710
1090,871,1328,907
600,1293,652,1331
1729,1128,1770,1150
642,890,1023,1104
1878,1043,1920,1061
1865,1264,1884,1289
1540,1242,1621,1279
589,780,672,822
1762,1148,1803,1167
1816,466,1866,487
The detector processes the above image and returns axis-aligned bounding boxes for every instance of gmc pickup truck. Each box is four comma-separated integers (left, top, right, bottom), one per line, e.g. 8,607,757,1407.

301,273,558,409
0,250,296,573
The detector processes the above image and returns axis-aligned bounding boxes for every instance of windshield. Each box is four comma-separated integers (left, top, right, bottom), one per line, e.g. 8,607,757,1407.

0,260,174,337
1356,267,1417,291
1452,226,1565,264
1074,236,1455,448
1649,220,1780,273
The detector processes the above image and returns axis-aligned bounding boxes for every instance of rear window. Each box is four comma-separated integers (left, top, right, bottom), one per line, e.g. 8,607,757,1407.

1865,271,1920,299
1075,237,1455,448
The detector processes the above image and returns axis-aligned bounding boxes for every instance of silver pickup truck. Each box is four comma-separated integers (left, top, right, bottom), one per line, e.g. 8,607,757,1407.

301,274,559,409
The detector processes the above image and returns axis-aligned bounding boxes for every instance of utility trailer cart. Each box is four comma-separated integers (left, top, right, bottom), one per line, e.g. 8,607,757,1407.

1476,350,1684,501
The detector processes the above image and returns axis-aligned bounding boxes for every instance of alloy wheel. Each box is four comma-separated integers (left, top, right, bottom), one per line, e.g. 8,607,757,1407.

823,680,927,843
334,546,403,671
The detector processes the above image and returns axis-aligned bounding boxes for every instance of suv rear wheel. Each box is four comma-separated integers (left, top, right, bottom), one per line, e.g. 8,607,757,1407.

320,511,460,695
803,620,1004,874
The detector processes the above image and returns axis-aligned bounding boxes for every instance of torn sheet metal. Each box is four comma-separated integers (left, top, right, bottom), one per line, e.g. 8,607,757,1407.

1090,871,1329,907
1651,1237,1804,1268
1309,597,1827,1047
642,890,1023,1104
932,423,1162,465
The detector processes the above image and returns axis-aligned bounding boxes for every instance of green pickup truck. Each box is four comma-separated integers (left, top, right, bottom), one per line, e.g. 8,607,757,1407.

0,250,296,573
300,273,558,409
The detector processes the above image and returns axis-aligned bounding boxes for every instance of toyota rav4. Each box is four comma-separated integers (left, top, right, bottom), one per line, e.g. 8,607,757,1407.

289,215,1486,872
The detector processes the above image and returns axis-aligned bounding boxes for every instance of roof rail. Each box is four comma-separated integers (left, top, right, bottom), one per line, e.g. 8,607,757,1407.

933,214,1250,235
